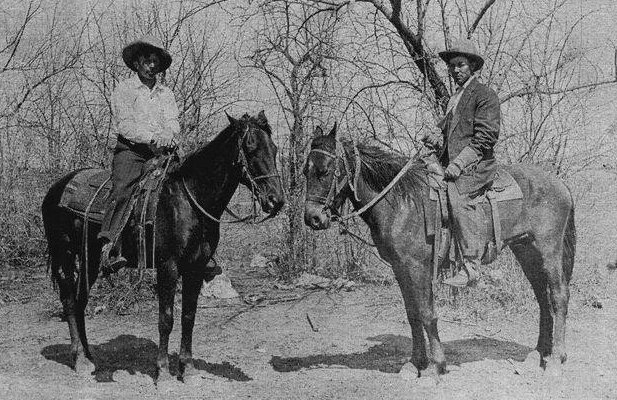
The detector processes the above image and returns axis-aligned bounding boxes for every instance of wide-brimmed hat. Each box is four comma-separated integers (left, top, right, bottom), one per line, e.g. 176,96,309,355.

438,39,484,71
122,35,172,73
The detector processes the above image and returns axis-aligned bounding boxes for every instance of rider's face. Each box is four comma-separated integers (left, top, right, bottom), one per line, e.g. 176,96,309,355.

134,52,161,83
448,56,473,86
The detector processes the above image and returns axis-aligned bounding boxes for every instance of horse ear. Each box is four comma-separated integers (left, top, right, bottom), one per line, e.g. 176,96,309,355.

327,122,337,138
313,126,324,137
257,110,267,123
225,111,237,125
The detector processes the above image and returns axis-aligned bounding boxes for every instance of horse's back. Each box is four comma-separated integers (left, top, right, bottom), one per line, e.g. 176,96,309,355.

502,163,573,242
503,163,573,207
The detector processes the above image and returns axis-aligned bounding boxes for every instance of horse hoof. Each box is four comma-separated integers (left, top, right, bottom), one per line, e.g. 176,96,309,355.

544,358,563,377
399,362,419,381
157,369,175,384
523,350,542,369
183,374,208,386
74,357,95,378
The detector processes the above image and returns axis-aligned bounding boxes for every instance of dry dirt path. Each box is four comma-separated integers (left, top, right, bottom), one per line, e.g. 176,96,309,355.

0,278,616,400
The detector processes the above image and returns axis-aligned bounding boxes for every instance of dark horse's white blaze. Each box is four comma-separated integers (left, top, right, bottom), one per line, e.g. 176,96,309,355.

42,112,284,381
303,125,575,377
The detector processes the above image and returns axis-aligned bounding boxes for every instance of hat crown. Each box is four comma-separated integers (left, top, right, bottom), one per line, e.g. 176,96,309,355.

131,35,166,52
447,38,481,57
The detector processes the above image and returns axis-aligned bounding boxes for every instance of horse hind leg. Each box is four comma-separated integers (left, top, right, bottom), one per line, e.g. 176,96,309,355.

50,238,95,376
510,240,569,373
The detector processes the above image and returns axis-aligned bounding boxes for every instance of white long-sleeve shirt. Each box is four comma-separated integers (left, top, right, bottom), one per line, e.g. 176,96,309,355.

111,74,180,144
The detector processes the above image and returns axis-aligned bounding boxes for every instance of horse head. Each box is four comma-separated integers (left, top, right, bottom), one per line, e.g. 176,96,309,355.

303,123,352,230
228,111,285,216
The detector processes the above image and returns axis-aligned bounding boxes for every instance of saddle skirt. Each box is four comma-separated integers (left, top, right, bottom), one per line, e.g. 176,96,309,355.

426,166,524,266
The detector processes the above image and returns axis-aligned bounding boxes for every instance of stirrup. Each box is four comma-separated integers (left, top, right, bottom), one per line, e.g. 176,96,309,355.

100,243,127,276
442,269,478,288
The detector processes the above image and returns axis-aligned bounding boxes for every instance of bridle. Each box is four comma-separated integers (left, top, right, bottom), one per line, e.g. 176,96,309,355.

182,122,281,224
306,140,419,221
305,142,359,218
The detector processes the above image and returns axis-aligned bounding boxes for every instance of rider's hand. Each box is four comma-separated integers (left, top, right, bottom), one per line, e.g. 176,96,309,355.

444,164,462,180
152,134,176,149
422,133,443,148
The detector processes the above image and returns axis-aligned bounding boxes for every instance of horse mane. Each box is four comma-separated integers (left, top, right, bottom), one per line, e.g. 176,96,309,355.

341,141,429,199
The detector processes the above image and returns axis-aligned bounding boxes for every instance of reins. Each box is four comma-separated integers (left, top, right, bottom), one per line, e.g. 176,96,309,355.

307,141,418,221
181,124,281,224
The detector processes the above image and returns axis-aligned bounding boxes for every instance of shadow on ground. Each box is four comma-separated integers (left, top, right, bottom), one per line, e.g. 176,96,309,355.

41,334,251,382
271,334,532,373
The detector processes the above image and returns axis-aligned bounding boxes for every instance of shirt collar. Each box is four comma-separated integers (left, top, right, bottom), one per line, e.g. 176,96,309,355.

456,75,476,91
129,74,164,92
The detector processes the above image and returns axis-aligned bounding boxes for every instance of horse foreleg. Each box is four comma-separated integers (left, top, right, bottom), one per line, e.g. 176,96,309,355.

179,267,206,379
412,276,446,376
394,264,446,376
157,260,178,381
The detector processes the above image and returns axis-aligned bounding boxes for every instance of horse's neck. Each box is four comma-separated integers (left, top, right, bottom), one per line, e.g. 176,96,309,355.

178,132,242,215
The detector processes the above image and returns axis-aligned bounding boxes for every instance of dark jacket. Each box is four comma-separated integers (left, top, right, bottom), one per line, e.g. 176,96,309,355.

439,77,500,195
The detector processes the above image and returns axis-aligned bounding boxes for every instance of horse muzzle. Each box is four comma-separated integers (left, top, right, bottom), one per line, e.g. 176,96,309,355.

304,201,331,230
259,192,285,216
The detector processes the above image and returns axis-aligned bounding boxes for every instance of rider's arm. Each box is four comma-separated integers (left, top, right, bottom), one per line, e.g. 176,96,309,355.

452,86,500,171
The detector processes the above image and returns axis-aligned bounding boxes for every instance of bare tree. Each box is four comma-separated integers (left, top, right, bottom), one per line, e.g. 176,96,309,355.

240,0,342,271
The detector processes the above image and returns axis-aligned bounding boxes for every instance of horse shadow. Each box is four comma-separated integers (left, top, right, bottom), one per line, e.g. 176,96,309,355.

270,334,532,373
41,334,251,382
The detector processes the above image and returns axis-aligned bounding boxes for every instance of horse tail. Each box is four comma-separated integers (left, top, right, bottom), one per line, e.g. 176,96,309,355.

42,169,83,288
562,195,576,284
41,187,59,289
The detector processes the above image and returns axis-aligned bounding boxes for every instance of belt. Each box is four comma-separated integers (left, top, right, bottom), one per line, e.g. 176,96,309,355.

117,135,153,157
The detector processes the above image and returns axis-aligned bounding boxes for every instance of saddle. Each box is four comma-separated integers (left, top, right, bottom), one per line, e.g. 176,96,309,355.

426,165,524,275
58,155,175,269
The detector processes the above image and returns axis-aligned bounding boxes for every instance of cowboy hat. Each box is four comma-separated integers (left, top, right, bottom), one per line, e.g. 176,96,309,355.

438,38,484,71
122,35,172,73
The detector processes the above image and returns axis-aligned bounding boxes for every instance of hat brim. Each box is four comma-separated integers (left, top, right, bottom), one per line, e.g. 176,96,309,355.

122,42,172,73
438,51,484,71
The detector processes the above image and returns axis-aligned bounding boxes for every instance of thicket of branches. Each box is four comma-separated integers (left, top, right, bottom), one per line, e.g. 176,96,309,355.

1,0,615,279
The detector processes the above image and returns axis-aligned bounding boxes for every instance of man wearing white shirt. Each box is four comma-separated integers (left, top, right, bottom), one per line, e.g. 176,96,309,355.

99,35,180,274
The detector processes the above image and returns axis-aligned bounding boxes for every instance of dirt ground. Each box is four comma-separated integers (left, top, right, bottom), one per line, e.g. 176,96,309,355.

0,266,616,400
2,173,617,400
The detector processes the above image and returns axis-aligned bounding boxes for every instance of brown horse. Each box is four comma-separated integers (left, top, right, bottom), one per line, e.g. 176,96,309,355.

42,112,284,381
303,125,575,377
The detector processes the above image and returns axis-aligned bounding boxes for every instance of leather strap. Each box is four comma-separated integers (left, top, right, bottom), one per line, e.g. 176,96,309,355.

487,191,501,252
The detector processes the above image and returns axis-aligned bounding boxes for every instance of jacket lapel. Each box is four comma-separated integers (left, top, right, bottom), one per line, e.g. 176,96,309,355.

447,78,479,137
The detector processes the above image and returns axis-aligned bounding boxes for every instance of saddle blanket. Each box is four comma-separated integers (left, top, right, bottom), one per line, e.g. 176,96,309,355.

59,169,110,223
58,156,172,225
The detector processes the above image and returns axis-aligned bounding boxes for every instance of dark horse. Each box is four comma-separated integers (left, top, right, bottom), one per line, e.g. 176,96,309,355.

303,125,575,377
42,112,284,381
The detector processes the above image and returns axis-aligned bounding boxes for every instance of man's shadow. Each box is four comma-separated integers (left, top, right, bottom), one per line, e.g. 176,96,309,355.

270,334,532,373
41,334,251,382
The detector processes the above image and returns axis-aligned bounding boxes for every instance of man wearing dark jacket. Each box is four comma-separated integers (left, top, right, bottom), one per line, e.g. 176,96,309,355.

425,39,501,287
